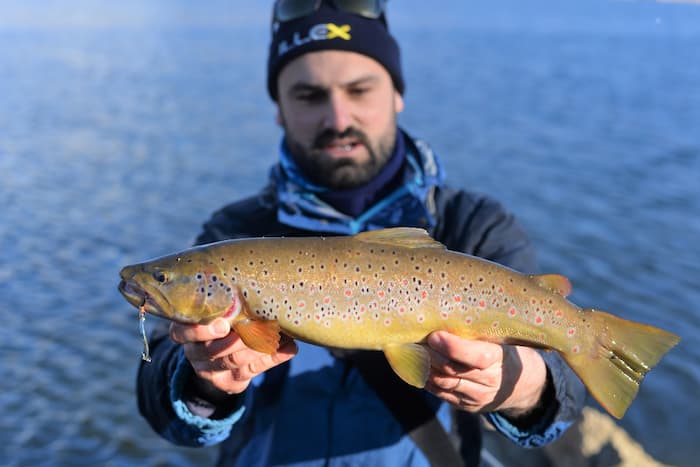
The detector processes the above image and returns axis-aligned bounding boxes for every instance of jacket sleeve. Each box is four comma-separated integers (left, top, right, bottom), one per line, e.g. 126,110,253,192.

136,319,249,447
434,187,586,447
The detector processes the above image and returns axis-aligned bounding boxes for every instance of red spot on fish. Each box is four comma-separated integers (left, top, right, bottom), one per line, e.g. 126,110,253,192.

492,321,499,328
508,307,517,317
378,290,386,299
440,311,449,320
568,327,576,337
298,301,305,309
478,300,486,308
535,316,544,325
572,345,580,354
417,315,425,323
421,290,428,299
465,316,473,325
324,296,331,304
398,306,406,315
344,289,352,297
454,295,461,303
402,279,409,287
384,318,391,326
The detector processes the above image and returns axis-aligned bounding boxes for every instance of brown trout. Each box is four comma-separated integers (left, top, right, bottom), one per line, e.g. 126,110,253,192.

119,228,679,418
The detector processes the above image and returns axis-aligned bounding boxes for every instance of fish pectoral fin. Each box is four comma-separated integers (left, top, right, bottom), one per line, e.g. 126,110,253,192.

354,228,445,250
530,273,573,297
383,343,431,388
233,319,281,354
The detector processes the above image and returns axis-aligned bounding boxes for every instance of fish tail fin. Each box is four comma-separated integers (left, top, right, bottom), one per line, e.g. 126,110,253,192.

562,309,679,419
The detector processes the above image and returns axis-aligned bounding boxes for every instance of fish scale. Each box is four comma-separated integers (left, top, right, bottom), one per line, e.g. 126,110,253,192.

118,227,679,419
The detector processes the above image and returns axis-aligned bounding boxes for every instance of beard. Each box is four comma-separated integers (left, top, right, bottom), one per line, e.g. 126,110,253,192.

284,125,397,190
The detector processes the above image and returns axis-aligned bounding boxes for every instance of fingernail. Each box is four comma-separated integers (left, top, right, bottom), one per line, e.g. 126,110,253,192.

427,332,445,349
210,320,229,336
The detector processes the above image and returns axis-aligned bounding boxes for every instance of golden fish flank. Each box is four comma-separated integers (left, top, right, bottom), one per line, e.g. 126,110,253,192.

118,227,680,419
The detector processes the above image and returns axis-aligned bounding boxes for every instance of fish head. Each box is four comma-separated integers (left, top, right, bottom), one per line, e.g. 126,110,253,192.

118,247,232,324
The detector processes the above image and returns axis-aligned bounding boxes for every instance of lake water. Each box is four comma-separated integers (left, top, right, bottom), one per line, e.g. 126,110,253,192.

1,1,699,465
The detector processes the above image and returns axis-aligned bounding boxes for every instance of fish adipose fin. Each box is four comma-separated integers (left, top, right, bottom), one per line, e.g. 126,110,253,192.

530,273,573,297
354,228,445,250
563,309,680,419
383,343,431,388
233,319,281,354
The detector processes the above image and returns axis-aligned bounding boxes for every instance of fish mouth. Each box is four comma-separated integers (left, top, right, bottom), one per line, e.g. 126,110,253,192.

118,280,165,317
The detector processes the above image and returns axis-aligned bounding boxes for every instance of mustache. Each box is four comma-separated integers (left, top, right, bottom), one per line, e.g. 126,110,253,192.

313,127,369,150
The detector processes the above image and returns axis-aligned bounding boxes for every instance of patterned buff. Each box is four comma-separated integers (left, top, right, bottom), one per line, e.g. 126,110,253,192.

272,130,444,235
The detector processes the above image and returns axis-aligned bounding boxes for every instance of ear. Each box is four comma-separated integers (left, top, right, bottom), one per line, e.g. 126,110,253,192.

394,91,404,114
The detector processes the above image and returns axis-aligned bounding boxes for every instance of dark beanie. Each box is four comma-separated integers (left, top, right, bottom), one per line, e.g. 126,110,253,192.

267,3,404,100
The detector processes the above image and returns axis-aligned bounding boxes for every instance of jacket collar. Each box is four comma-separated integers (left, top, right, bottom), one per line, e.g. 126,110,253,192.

270,129,444,235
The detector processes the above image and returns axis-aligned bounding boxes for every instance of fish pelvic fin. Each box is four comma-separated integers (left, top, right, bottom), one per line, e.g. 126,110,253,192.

354,228,445,250
233,319,281,354
530,273,573,297
563,309,680,419
383,343,431,388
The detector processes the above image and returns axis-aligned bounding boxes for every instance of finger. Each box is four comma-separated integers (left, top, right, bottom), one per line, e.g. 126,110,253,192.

184,332,244,363
425,379,484,412
170,318,231,344
427,375,498,411
223,339,298,380
427,331,503,370
427,347,471,376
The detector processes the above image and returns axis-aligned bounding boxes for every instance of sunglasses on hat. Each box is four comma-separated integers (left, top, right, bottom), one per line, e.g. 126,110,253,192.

273,0,388,24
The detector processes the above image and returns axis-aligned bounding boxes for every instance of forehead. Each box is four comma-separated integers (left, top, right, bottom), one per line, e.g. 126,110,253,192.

278,50,390,89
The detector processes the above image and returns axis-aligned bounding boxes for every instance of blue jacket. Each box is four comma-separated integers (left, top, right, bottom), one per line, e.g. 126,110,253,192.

137,132,585,466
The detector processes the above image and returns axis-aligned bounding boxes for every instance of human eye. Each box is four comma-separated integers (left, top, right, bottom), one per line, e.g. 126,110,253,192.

348,85,371,97
294,88,327,104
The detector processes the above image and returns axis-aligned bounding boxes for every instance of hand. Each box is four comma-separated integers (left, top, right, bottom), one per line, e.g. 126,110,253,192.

170,318,298,395
425,331,547,418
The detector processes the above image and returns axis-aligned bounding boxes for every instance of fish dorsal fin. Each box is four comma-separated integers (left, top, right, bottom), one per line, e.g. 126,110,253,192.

530,274,573,297
354,228,445,249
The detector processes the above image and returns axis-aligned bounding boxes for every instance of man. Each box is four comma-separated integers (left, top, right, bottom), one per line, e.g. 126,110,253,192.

137,2,585,465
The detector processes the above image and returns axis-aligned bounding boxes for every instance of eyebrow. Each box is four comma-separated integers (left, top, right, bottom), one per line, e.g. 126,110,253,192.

287,75,380,96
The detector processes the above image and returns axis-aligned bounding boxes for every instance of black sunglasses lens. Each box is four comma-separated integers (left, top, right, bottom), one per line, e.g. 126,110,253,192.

274,0,385,23
275,0,321,23
333,0,384,19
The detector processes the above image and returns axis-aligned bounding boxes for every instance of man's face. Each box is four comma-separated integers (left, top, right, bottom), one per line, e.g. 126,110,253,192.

276,50,404,189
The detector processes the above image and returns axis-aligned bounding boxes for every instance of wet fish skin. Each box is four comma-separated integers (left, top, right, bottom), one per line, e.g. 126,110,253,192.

118,228,680,418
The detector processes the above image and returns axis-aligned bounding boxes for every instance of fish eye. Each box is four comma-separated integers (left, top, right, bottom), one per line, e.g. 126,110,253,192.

153,271,168,283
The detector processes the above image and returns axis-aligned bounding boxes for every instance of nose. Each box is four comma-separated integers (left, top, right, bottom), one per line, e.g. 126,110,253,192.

322,92,353,133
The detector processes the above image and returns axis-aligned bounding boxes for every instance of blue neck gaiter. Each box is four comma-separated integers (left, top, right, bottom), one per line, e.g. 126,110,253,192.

315,134,405,217
273,128,444,235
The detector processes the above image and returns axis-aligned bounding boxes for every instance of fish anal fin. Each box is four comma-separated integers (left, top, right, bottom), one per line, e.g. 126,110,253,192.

233,319,281,354
354,227,445,249
530,273,573,297
383,343,431,388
